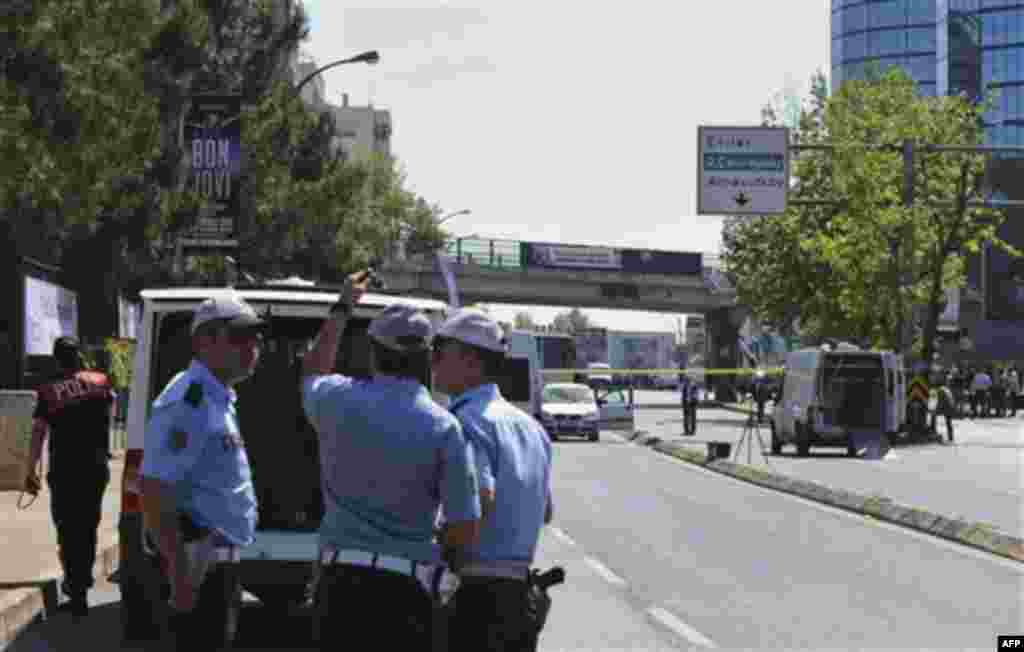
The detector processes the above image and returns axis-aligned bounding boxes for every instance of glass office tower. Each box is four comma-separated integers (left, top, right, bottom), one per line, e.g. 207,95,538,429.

831,0,1024,359
832,0,939,95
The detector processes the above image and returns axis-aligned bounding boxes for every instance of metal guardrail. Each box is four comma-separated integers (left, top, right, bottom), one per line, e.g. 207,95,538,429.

444,237,524,269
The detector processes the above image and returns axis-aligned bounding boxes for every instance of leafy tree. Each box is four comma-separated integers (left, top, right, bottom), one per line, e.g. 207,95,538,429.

3,0,450,341
1,0,171,257
513,311,537,330
241,84,449,281
724,67,1017,359
550,308,595,335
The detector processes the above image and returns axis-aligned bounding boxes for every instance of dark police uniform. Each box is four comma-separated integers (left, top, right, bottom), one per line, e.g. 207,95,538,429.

32,360,114,609
141,360,257,649
302,303,480,650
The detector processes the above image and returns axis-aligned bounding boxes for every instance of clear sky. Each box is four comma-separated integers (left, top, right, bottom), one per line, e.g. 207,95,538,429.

298,1,831,334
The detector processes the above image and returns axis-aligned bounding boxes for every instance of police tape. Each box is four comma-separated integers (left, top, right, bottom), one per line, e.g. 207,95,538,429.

539,368,784,376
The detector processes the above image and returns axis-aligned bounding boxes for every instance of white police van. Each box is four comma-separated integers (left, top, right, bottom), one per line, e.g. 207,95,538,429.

117,281,450,641
770,344,906,457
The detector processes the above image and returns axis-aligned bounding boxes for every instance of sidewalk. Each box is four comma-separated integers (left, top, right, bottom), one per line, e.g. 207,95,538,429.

0,454,123,648
634,408,1024,562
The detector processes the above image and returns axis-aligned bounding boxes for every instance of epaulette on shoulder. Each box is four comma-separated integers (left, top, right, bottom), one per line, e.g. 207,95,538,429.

184,382,203,408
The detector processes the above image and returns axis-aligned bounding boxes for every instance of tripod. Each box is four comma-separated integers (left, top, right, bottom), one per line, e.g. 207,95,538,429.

732,410,773,468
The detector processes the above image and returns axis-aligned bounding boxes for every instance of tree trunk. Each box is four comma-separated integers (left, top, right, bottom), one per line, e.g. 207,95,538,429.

921,256,946,367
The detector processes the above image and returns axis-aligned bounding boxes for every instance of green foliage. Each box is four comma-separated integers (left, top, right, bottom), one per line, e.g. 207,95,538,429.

1,0,164,232
513,312,537,330
241,82,448,281
2,0,449,297
104,339,136,392
725,68,1017,357
550,308,597,335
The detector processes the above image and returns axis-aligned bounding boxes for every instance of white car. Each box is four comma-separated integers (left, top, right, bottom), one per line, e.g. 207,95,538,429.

594,387,635,431
541,383,602,442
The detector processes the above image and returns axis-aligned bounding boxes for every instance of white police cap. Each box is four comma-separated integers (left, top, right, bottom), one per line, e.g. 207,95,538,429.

191,293,265,335
367,303,433,352
436,307,507,353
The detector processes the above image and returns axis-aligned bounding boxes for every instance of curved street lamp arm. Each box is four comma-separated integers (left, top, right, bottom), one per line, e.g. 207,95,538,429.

293,51,380,99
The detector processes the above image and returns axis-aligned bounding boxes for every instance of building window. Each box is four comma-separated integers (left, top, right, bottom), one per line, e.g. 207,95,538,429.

907,0,936,24
847,32,867,58
845,3,866,32
870,29,908,56
907,26,937,51
869,0,906,29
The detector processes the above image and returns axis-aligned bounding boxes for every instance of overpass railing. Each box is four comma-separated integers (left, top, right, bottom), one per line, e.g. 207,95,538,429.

442,236,727,276
444,237,524,270
438,237,734,293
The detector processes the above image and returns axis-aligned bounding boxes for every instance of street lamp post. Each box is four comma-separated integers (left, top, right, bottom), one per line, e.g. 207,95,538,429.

391,209,471,262
293,50,380,100
439,208,472,225
285,51,378,280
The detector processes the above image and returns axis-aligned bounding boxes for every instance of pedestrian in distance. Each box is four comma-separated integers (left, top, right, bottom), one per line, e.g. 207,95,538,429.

27,336,116,621
969,367,991,418
300,271,482,650
431,307,558,652
679,372,692,435
139,293,267,650
931,379,957,444
991,368,1008,418
1007,368,1021,418
681,373,699,436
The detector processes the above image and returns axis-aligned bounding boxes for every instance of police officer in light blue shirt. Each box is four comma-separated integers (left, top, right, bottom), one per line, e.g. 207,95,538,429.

140,292,265,650
300,270,481,650
432,307,554,652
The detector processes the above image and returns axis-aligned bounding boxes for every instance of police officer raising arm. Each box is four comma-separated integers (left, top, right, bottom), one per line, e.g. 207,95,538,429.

300,271,481,649
139,294,265,650
432,308,555,652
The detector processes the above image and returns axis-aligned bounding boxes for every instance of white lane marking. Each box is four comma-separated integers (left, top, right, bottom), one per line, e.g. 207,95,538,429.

650,447,1024,574
602,431,631,444
548,526,576,546
647,606,718,648
583,556,627,587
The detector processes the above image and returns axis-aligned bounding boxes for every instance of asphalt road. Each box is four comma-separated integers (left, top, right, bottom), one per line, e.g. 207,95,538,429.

9,420,1021,650
634,403,1024,538
548,430,1022,649
7,520,677,652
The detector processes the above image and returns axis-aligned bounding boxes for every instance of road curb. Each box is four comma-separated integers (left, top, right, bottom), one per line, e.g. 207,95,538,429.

0,538,119,650
649,441,1024,564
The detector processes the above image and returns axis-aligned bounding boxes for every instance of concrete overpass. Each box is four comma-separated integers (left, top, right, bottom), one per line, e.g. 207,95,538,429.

379,237,748,399
381,248,735,313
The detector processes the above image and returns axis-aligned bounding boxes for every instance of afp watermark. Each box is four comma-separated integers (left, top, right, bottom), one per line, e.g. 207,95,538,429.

999,635,1024,649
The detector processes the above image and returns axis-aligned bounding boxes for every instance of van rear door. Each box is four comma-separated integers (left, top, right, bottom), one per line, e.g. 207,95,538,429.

498,355,532,414
820,353,885,429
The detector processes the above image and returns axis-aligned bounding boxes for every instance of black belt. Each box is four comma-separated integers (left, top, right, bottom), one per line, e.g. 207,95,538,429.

179,513,211,543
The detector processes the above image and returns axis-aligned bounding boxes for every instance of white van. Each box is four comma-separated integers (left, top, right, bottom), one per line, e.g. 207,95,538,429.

770,346,905,457
117,283,450,642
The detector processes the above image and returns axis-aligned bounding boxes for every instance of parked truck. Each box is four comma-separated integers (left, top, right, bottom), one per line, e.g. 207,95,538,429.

118,282,454,643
